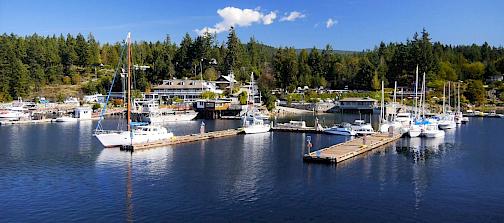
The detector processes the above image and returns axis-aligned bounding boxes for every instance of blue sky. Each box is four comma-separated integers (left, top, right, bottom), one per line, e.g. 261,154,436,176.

1,0,503,51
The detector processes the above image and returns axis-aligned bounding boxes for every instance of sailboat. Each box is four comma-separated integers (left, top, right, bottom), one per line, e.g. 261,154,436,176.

94,33,173,148
407,66,422,137
454,82,463,124
242,72,271,134
438,81,456,130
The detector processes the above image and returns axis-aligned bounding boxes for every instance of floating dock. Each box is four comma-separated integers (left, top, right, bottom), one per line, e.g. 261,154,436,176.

271,126,323,133
303,133,403,163
121,128,243,151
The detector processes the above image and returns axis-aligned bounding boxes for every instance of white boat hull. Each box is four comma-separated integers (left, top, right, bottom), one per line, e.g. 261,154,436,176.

324,129,356,136
438,122,456,129
143,112,198,123
0,111,29,121
243,124,271,134
423,130,445,138
408,129,422,137
55,117,78,122
95,130,174,147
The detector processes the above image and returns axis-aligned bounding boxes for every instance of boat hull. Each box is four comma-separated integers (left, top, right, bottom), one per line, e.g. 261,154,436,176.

143,112,198,123
95,131,174,147
324,129,356,136
243,125,271,134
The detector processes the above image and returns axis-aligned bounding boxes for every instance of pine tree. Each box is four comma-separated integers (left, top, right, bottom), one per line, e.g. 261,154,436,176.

87,33,101,66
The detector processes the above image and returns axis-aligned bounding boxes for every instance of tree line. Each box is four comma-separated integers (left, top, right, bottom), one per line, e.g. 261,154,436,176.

1,28,503,105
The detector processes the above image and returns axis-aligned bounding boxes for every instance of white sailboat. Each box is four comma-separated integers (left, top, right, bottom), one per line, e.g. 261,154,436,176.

438,81,456,130
94,33,173,148
242,72,270,134
407,66,422,137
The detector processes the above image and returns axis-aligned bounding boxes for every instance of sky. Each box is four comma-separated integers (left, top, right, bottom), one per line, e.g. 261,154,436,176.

0,0,503,51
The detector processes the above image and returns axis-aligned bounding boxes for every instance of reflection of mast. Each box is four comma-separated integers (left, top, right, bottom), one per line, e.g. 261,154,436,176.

126,153,133,222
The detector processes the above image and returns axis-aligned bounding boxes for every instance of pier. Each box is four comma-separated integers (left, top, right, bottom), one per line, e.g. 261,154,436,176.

121,128,243,151
303,133,403,163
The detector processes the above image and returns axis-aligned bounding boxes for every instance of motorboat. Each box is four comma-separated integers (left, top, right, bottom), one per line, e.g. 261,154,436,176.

407,124,422,137
351,120,375,135
242,115,271,134
277,120,307,129
324,123,356,136
241,72,271,134
438,114,456,129
134,99,198,123
55,116,78,122
0,103,30,121
422,123,445,138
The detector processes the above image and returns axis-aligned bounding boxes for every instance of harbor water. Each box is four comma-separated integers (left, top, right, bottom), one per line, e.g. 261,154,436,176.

0,115,503,222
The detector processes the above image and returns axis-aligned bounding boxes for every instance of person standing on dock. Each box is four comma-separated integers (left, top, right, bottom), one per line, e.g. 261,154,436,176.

200,121,205,134
362,134,367,145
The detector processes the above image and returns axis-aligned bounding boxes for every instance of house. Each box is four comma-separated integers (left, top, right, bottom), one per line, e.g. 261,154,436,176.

213,74,238,91
152,78,223,102
338,97,378,112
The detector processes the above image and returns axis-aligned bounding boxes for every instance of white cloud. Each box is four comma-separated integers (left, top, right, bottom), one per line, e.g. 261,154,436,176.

262,11,277,25
196,7,277,35
326,18,337,28
280,11,306,22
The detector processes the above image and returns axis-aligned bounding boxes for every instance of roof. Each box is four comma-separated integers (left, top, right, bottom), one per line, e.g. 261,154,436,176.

215,75,237,83
152,79,215,90
339,97,378,102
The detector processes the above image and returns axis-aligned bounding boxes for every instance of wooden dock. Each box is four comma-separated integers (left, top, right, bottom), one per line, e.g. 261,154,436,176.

303,133,403,163
121,128,243,151
271,126,323,133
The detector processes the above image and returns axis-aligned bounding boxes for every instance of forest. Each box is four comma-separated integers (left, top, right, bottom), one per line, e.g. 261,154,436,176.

1,27,504,106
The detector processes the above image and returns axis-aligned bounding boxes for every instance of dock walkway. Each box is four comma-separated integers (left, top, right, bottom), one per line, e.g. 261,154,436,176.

122,128,243,151
303,133,402,163
271,126,323,133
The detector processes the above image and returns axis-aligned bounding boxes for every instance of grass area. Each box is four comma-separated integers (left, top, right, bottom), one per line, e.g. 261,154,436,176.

28,85,82,101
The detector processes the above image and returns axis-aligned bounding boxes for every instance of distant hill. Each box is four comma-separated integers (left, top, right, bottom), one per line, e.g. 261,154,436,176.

295,48,359,55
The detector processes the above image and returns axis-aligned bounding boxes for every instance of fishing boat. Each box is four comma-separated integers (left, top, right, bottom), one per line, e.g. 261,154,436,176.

242,72,270,134
94,33,173,148
324,123,356,136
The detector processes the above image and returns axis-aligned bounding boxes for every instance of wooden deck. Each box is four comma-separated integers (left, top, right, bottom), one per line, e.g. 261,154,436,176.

303,133,403,163
121,128,243,151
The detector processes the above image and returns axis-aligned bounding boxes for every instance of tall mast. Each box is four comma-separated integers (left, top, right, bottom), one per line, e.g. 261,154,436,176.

448,81,451,112
127,32,132,131
457,82,460,112
393,81,397,120
414,65,419,119
442,82,446,114
422,72,426,118
380,80,384,124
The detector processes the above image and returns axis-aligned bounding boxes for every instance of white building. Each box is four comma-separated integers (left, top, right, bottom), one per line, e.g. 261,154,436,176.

83,94,103,103
152,79,222,102
74,107,92,119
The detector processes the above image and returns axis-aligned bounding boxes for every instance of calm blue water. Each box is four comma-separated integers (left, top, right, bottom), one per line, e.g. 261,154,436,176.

1,116,503,222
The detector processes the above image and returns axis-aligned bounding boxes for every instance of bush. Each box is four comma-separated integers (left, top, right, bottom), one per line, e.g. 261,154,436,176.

92,103,101,111
238,91,248,105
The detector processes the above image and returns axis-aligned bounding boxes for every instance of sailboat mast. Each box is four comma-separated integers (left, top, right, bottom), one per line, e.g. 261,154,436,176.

442,82,446,114
414,65,419,119
127,32,132,131
458,82,461,112
393,81,397,120
422,72,426,118
448,81,451,111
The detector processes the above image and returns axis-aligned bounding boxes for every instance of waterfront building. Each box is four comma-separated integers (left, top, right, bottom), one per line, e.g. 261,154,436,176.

152,79,223,102
338,97,378,112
